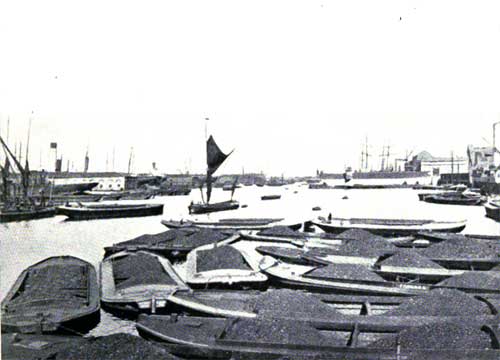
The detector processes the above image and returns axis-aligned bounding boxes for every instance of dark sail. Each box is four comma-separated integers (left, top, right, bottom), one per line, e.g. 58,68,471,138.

207,136,231,176
206,136,232,203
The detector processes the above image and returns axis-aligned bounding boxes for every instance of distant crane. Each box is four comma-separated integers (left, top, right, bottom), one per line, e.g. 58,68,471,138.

394,149,414,172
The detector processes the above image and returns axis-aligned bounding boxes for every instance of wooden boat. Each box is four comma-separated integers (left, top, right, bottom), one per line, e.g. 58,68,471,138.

0,136,56,223
312,216,467,236
137,314,500,359
57,202,164,220
165,288,500,329
240,227,342,247
161,218,303,231
100,251,189,315
1,256,100,334
229,240,500,296
189,135,240,214
0,206,56,223
423,193,483,206
485,200,500,221
184,240,267,289
261,195,281,200
260,254,500,295
104,228,239,259
189,200,240,214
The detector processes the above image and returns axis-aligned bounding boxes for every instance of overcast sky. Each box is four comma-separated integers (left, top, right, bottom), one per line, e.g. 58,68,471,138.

1,0,500,175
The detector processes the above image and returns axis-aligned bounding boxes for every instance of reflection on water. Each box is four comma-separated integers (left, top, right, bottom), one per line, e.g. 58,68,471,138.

2,181,499,336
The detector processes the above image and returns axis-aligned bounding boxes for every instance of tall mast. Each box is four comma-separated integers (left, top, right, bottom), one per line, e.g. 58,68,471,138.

25,114,32,164
127,147,134,174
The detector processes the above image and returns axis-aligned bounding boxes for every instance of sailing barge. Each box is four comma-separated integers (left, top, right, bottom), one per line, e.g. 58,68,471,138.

189,135,239,214
1,256,100,334
1,135,56,223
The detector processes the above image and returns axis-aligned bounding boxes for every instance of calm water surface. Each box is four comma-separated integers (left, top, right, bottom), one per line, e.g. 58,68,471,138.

2,179,499,336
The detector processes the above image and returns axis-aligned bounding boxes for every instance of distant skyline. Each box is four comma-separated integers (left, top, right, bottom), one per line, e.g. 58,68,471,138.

1,1,500,175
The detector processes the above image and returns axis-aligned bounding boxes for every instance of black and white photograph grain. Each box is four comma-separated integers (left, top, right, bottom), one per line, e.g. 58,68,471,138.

2,0,500,359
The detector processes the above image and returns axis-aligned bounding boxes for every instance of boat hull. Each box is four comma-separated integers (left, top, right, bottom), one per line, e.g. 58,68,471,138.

57,203,164,221
1,256,100,334
312,218,467,236
423,195,482,206
188,200,239,214
0,207,56,223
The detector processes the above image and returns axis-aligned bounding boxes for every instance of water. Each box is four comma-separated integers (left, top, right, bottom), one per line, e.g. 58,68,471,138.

2,180,499,336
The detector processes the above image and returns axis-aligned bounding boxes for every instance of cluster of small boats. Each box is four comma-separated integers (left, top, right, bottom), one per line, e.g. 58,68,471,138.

3,216,500,359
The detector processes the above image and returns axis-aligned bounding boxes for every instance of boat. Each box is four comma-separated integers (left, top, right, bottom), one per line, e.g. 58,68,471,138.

103,228,239,259
261,195,281,200
165,288,500,329
485,199,500,221
136,314,500,359
312,216,467,236
1,135,56,223
162,218,303,231
422,193,483,206
188,199,239,214
304,232,500,272
188,135,239,214
100,251,189,315
229,240,500,296
56,202,164,220
1,256,100,334
1,206,56,223
184,241,267,289
239,227,342,251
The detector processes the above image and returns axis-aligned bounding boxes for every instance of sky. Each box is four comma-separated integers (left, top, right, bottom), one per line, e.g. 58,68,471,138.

1,0,500,176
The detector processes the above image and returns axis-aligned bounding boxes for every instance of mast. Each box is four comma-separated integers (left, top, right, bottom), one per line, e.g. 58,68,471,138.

205,118,209,204
127,147,134,174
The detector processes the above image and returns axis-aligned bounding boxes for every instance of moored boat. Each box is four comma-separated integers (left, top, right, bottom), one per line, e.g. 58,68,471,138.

184,241,267,289
57,202,164,220
312,216,467,236
100,251,189,315
1,206,56,223
188,134,240,214
161,218,303,231
137,313,500,359
188,200,239,214
165,288,500,331
261,195,281,200
104,228,239,259
422,193,484,205
1,256,100,334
